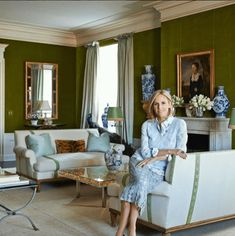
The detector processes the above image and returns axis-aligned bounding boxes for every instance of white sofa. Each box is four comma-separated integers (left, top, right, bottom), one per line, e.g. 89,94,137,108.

107,150,235,236
14,129,128,191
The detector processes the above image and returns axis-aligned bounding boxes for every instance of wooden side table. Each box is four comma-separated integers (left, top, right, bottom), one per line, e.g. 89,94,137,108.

24,123,65,129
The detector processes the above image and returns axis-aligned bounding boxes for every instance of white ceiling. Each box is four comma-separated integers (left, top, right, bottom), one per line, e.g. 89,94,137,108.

0,1,234,46
0,1,151,31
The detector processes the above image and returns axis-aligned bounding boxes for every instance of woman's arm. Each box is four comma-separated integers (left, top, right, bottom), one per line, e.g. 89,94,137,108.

140,121,159,159
137,120,188,168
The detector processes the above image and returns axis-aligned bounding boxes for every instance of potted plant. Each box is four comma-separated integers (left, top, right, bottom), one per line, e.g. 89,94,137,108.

189,94,214,117
30,113,39,125
172,95,184,116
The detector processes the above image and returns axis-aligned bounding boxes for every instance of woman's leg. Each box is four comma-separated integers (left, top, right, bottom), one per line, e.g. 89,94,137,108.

115,201,131,236
128,204,139,236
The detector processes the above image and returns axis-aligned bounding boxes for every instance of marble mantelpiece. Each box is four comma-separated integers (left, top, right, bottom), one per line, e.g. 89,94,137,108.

181,117,231,151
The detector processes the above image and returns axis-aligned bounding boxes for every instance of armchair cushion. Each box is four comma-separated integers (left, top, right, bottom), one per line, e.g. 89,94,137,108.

25,133,55,158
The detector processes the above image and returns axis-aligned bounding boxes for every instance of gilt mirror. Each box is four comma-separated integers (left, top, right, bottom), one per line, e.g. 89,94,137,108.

25,62,58,120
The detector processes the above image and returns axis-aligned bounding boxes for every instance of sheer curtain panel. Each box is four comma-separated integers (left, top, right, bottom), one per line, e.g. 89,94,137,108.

117,34,134,144
80,42,99,128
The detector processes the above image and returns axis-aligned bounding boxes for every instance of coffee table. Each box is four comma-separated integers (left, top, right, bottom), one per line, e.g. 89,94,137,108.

58,166,117,208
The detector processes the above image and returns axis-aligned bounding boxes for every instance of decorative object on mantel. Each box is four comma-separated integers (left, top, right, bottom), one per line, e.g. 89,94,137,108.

141,65,156,101
229,108,235,129
188,94,214,118
172,94,184,116
212,86,230,118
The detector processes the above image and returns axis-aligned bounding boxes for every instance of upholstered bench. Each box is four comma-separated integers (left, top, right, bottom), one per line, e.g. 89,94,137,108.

107,150,235,236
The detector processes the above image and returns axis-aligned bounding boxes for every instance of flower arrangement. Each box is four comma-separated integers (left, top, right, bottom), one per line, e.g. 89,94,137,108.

189,94,214,111
30,113,39,120
172,95,184,107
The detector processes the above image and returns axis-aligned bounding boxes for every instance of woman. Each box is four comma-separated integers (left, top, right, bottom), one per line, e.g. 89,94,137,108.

115,90,188,236
189,62,203,99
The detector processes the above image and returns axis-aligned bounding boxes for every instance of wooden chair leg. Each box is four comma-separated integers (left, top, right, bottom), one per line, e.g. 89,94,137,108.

110,211,118,227
36,182,41,192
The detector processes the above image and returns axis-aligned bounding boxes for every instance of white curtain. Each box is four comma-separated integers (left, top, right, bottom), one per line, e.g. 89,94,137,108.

117,34,134,144
80,42,99,128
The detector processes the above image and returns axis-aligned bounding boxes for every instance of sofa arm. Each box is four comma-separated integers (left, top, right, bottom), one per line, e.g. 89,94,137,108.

14,146,37,174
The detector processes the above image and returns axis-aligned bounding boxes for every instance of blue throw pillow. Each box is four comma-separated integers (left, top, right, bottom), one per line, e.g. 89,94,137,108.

87,132,110,153
25,133,55,157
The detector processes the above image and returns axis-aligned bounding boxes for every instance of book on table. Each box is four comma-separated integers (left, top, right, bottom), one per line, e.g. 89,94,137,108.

0,170,20,183
0,179,30,188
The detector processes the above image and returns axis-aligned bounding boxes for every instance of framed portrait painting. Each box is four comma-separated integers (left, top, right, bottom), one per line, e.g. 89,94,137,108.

177,49,214,103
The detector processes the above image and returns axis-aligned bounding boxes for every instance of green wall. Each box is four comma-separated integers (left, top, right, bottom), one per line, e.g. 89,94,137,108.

0,38,76,132
161,5,235,147
133,28,161,137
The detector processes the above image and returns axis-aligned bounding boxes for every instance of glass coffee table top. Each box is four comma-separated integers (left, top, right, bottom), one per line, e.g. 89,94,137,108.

58,166,117,188
58,166,122,208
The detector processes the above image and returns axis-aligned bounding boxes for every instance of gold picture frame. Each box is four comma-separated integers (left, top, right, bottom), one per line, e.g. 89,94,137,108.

177,49,214,103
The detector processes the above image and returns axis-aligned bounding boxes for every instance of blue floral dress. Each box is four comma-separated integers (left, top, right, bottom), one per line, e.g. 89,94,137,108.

120,116,187,215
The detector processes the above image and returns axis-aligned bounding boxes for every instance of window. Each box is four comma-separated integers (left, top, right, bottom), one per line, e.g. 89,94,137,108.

42,65,53,117
97,43,118,128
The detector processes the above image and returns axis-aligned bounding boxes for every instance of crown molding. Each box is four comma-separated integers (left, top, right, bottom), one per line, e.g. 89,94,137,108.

75,8,160,46
153,1,235,22
0,21,77,47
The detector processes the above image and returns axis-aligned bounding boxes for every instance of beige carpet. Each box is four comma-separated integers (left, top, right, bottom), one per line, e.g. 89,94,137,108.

1,181,235,236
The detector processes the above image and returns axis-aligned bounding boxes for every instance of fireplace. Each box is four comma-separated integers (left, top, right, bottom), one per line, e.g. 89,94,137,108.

182,117,232,151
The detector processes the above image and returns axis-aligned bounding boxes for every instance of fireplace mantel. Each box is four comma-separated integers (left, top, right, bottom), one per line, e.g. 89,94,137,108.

181,117,232,151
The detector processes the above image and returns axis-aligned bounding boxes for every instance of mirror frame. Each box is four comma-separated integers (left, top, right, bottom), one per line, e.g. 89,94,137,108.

25,61,58,120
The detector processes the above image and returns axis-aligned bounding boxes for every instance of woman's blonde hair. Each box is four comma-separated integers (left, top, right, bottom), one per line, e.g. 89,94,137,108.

148,90,174,119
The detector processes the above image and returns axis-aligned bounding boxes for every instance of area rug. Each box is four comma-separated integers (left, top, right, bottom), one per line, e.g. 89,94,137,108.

65,184,103,208
1,182,235,236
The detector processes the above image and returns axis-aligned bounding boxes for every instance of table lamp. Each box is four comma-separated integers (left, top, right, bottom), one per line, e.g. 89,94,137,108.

38,100,51,124
107,107,124,143
229,108,235,129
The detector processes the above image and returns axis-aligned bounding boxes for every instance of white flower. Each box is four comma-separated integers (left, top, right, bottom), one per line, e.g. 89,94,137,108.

189,94,214,111
172,95,184,107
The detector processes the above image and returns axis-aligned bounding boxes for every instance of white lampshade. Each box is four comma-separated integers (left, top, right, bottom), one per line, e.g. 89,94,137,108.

38,100,51,111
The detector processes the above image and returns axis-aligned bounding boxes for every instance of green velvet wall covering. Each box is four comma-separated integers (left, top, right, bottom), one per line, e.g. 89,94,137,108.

0,38,76,132
161,5,235,148
133,28,161,138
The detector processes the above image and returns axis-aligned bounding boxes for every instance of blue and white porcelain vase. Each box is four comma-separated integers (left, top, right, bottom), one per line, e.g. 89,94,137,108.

212,86,230,118
101,103,109,128
141,65,156,101
105,145,123,172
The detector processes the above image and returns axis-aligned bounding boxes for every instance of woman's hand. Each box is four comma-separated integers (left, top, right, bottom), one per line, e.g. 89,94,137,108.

175,149,187,159
136,158,153,168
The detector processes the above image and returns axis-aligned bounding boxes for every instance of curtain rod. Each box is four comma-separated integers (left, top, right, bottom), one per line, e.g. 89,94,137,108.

83,32,134,47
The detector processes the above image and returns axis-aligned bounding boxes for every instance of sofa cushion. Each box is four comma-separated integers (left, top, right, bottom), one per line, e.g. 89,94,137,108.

25,133,55,158
73,140,86,152
55,140,85,153
33,152,106,172
87,132,110,153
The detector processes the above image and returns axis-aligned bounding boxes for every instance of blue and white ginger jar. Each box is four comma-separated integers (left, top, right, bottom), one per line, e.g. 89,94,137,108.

212,86,230,118
105,145,123,172
141,65,156,101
